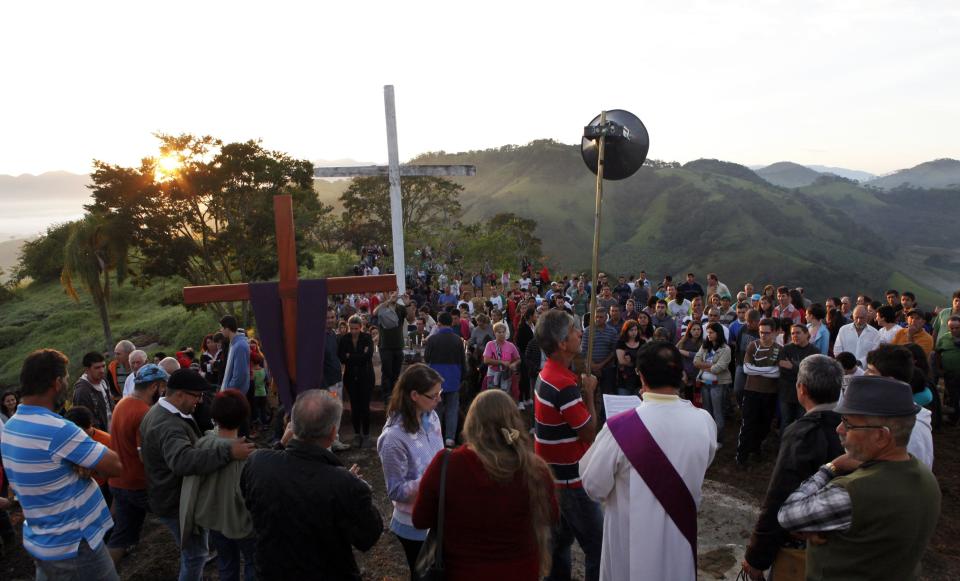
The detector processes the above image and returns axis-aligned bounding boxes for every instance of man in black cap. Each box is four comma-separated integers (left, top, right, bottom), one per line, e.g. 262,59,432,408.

778,375,941,581
140,369,255,581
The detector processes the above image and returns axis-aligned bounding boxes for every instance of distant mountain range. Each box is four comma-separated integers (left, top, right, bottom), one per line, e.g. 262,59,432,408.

753,158,960,190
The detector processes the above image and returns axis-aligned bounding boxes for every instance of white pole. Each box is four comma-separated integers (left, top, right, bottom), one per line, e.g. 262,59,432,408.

383,85,406,294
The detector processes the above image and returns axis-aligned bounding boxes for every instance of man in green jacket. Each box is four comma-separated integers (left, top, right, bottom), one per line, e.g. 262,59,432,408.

777,375,941,581
140,369,255,581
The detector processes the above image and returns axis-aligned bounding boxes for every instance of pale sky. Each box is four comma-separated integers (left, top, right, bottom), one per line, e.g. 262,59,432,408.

1,0,958,176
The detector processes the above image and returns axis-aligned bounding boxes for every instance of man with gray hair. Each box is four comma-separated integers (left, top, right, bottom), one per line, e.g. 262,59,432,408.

533,309,602,581
778,375,941,581
241,389,382,580
109,339,136,402
121,350,149,397
742,354,845,579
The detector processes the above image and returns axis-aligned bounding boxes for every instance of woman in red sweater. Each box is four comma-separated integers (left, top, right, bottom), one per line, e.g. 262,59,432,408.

412,390,557,580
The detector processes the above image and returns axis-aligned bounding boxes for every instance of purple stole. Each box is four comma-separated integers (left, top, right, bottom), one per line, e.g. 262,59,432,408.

606,408,698,572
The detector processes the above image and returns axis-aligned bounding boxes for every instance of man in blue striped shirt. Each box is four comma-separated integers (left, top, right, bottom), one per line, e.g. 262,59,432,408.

0,349,123,580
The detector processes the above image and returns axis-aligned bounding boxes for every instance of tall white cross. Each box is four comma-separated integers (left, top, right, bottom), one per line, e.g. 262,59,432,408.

314,85,476,294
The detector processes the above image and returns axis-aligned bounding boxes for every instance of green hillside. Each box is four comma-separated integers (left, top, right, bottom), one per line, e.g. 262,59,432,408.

0,280,220,388
0,250,359,388
800,175,960,297
411,141,945,302
799,175,886,210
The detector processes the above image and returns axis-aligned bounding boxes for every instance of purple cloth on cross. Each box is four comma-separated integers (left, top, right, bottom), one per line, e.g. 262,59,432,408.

249,279,328,413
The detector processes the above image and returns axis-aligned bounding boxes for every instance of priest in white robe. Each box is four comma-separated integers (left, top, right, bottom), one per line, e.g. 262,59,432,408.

580,341,717,581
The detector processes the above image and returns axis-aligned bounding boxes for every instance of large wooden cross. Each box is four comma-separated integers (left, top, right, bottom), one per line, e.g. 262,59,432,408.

182,194,396,382
314,85,476,294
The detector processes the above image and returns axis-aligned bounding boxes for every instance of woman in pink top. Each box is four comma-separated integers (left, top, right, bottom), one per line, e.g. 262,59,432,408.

482,323,521,400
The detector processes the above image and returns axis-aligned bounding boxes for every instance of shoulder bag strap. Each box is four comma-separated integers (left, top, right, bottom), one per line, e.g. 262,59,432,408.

607,410,698,574
435,449,451,568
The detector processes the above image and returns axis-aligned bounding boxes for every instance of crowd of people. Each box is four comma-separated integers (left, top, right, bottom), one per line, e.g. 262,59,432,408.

0,264,958,581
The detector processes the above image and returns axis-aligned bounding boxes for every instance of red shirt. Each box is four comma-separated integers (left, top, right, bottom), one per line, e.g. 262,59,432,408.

412,447,556,581
108,397,150,490
534,358,591,488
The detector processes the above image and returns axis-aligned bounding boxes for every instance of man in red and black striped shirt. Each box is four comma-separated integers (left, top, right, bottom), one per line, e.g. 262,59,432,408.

533,309,602,581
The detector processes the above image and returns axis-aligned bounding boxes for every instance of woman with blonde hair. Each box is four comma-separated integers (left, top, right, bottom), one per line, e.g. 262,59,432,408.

412,390,557,580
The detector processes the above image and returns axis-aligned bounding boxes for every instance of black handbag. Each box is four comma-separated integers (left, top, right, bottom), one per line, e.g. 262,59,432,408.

415,449,451,580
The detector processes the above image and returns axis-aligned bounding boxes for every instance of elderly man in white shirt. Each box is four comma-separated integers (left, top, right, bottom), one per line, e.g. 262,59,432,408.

121,350,149,397
833,306,881,368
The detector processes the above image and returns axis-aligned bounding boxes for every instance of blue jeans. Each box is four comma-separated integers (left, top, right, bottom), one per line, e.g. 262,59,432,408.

107,487,149,549
35,539,119,581
702,382,728,437
439,391,460,441
545,486,602,581
209,530,256,581
158,516,209,581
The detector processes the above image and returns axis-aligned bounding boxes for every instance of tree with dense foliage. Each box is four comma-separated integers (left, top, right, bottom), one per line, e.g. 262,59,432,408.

338,176,463,250
85,134,326,317
15,221,75,283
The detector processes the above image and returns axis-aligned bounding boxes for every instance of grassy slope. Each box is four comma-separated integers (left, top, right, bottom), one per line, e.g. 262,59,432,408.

0,280,219,388
0,250,360,388
799,178,885,209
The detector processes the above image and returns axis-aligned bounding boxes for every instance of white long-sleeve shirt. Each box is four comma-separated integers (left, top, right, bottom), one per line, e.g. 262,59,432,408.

833,323,881,368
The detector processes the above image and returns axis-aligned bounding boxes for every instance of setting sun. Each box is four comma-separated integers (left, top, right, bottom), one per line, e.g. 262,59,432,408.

154,153,182,181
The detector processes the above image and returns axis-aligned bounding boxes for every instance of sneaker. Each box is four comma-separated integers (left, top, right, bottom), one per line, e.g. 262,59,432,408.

444,438,455,448
332,439,351,452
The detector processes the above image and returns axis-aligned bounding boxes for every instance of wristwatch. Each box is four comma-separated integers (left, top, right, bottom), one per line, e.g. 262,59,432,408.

824,462,838,477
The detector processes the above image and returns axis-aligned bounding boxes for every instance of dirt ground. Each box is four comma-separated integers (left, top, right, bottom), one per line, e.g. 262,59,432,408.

3,402,959,580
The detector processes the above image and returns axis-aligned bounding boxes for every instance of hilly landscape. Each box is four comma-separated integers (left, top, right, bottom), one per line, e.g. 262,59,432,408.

411,141,955,304
4,144,958,306
867,158,960,190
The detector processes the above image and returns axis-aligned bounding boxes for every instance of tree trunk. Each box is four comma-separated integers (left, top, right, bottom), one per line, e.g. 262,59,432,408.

95,294,114,353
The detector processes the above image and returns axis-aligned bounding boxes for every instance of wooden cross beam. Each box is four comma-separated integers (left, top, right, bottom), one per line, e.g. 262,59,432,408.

313,85,476,295
183,194,397,382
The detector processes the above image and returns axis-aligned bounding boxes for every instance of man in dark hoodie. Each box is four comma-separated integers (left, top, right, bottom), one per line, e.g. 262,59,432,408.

741,355,844,579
